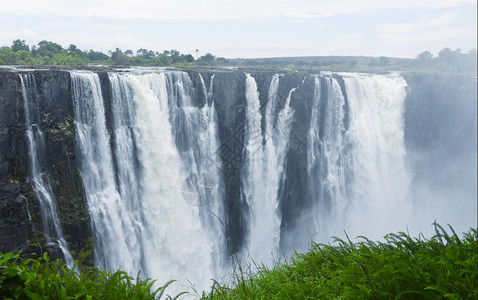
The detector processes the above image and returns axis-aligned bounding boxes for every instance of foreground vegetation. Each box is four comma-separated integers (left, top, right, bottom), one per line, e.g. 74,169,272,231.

204,223,477,299
2,223,476,299
0,252,183,299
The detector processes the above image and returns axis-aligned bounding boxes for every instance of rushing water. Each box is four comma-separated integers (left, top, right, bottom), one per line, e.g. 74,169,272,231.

70,71,225,293
303,73,410,244
21,74,75,269
24,69,425,294
241,74,303,265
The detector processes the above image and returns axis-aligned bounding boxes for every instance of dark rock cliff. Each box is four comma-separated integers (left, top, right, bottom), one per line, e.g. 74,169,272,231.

0,70,28,254
0,68,475,263
0,69,91,264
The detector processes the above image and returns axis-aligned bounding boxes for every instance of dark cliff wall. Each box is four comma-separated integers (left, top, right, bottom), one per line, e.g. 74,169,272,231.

209,71,248,252
31,70,91,263
0,70,29,254
0,69,475,262
278,75,315,247
0,69,91,264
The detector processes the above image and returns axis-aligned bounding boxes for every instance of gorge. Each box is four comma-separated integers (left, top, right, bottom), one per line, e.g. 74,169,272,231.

0,67,476,293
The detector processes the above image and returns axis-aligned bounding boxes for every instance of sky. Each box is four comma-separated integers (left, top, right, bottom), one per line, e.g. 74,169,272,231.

0,0,476,58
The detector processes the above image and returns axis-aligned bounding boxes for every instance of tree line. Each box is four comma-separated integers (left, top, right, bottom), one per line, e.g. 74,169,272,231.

0,39,222,66
0,39,476,72
414,48,476,72
227,49,476,73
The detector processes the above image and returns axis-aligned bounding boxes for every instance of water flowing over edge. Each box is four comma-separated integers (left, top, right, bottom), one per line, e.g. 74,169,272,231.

20,73,76,269
20,70,422,294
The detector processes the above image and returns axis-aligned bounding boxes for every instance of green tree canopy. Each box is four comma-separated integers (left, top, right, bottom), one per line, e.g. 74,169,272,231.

34,41,64,58
12,39,29,52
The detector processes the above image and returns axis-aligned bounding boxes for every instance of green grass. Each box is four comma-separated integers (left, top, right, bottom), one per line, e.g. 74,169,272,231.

2,223,476,299
203,223,477,299
0,252,184,299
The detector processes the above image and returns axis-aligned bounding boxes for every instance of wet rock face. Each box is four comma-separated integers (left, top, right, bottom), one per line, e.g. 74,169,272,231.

0,71,21,186
0,184,27,253
0,70,28,254
30,70,91,262
1,68,474,263
208,71,248,252
0,70,90,262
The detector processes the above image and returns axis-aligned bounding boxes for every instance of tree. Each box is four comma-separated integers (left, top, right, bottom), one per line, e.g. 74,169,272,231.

200,53,215,62
156,53,170,65
418,51,433,61
87,50,109,61
110,48,129,65
0,47,18,64
35,41,64,58
137,48,155,59
17,50,32,63
67,44,85,58
417,51,433,66
379,56,389,66
436,48,453,65
12,39,29,52
184,54,194,63
169,49,180,63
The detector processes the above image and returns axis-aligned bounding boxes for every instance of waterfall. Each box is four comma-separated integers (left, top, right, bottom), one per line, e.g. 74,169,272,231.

341,73,410,237
112,72,218,292
22,195,42,254
305,72,411,242
20,74,75,269
13,67,452,294
69,70,222,293
241,74,299,265
196,73,226,274
305,75,349,242
8,66,476,296
70,71,136,274
15,68,413,292
241,73,268,263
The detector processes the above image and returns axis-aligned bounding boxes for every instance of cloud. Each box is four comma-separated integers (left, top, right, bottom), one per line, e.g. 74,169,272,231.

380,12,460,34
337,34,364,41
379,25,476,44
1,0,475,58
1,0,475,20
49,32,155,53
0,29,38,46
378,11,477,51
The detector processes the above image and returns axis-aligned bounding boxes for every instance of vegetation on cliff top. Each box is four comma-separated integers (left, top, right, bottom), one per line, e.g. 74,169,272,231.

1,223,476,299
0,39,476,73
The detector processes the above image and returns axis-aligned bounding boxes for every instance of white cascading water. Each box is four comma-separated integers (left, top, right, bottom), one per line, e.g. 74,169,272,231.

305,72,411,243
108,73,149,274
19,65,472,298
65,69,411,293
341,73,411,238
195,73,226,274
20,74,75,269
241,74,298,266
241,73,271,264
83,71,219,293
306,75,349,243
70,71,135,274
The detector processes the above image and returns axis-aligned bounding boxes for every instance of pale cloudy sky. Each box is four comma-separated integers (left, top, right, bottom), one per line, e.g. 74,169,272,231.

0,0,476,58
